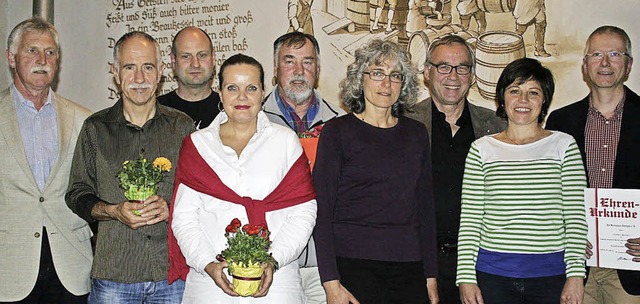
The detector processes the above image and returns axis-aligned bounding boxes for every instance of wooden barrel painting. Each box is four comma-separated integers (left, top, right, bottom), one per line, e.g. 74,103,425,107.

477,0,516,13
347,0,370,31
475,31,526,100
407,25,478,71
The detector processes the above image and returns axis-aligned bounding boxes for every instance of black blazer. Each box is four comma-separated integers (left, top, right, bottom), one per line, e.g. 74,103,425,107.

546,86,640,295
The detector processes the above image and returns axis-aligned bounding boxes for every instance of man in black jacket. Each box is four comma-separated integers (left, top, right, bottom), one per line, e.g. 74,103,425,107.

546,25,640,303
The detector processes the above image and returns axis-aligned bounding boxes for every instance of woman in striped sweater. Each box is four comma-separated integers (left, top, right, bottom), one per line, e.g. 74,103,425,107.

456,58,588,304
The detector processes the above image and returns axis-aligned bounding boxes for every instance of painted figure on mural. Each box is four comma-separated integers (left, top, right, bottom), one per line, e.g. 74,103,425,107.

513,0,550,57
457,0,486,33
288,0,315,35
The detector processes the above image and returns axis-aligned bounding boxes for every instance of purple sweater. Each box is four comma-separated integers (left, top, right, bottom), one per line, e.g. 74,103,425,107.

313,113,437,283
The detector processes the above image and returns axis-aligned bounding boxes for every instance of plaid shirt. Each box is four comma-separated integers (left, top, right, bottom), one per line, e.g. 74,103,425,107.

584,95,625,188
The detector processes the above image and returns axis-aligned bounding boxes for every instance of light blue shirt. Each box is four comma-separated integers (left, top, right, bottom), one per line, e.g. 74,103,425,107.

12,85,58,193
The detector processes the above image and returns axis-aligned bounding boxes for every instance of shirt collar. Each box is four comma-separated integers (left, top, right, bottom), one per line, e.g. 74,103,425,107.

274,87,320,118
588,91,625,120
11,84,55,111
105,98,167,126
431,99,472,127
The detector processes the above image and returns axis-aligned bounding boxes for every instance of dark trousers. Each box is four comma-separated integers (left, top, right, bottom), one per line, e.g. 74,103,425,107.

477,271,565,304
437,247,461,304
1,227,88,304
336,257,429,304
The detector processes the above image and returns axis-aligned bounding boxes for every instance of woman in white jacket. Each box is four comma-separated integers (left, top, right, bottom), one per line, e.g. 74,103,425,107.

168,54,317,304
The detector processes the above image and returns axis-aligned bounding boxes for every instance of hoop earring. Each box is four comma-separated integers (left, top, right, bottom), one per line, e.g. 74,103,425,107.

218,102,224,112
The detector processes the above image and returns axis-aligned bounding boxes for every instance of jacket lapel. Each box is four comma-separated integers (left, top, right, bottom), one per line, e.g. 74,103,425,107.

0,88,39,188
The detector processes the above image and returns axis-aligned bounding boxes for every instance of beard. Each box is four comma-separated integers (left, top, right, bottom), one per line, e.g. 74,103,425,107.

282,75,314,105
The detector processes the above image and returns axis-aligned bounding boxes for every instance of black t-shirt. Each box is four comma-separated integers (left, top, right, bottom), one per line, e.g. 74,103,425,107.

431,101,475,245
158,90,221,129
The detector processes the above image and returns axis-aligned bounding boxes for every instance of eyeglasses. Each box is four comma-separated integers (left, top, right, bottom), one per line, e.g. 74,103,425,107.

584,51,631,62
428,62,472,75
363,70,404,83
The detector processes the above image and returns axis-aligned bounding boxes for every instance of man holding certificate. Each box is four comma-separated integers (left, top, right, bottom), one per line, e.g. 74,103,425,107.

547,25,640,303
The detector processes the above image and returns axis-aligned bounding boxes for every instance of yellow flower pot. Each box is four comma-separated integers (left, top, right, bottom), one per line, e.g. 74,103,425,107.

124,187,156,216
229,262,264,297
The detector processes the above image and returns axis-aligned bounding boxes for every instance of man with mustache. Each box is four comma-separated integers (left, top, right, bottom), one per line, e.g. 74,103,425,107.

547,25,640,304
66,31,193,303
0,17,93,303
263,32,344,304
406,35,506,304
159,26,221,130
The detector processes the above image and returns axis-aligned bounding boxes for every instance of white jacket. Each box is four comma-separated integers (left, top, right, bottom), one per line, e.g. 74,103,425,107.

172,111,317,304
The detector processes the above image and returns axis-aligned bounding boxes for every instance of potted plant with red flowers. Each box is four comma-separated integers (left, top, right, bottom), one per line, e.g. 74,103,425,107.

217,218,279,296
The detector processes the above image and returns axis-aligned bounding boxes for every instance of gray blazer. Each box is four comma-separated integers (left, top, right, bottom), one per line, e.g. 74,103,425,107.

0,87,93,300
405,97,507,144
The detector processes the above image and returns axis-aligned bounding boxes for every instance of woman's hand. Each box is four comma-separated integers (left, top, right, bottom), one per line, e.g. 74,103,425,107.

459,283,484,304
561,277,584,304
204,261,238,297
323,280,360,304
426,277,439,303
252,262,275,297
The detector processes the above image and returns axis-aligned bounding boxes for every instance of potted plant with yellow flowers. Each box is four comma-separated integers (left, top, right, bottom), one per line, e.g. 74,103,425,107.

216,218,279,296
117,154,172,215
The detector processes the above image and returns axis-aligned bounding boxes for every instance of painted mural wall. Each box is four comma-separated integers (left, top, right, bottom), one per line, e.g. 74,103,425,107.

1,0,639,113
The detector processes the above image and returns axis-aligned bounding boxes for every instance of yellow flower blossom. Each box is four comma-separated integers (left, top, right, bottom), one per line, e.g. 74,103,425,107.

153,157,172,172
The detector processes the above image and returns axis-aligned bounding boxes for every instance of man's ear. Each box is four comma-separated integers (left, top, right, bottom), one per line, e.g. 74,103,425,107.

157,62,165,83
111,63,121,85
6,49,16,69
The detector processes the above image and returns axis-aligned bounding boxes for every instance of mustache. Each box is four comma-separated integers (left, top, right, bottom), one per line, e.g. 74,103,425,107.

288,75,310,87
127,83,153,89
31,65,51,73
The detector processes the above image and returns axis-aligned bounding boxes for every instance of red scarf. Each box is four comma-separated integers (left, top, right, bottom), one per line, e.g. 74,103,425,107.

168,135,316,283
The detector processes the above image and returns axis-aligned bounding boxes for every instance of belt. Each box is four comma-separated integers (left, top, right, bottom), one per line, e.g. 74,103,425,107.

438,243,458,254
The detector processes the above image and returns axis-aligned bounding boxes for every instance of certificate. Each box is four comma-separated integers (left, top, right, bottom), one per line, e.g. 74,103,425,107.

584,188,640,271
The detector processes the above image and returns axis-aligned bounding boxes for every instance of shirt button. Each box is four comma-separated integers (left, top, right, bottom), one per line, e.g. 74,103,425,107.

605,121,610,124
601,168,606,172
39,197,45,203
34,232,41,238
603,145,608,148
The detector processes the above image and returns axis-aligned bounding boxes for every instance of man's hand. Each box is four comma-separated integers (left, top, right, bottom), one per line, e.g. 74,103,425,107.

205,261,238,297
253,262,275,297
459,283,484,304
586,241,593,259
93,195,170,229
560,277,584,304
323,280,360,304
427,277,439,303
626,237,640,262
136,195,170,225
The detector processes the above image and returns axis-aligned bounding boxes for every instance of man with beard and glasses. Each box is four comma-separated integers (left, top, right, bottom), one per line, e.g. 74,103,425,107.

66,31,193,303
0,17,93,303
406,35,506,304
263,32,344,304
159,26,220,130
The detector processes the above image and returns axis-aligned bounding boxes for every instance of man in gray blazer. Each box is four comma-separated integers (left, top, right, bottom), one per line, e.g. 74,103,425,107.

406,35,506,304
0,17,92,302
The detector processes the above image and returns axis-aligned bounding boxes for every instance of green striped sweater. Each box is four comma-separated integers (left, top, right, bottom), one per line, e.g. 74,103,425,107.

456,131,588,285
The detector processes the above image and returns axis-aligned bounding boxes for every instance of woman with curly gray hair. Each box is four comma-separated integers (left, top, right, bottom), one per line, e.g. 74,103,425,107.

313,39,438,304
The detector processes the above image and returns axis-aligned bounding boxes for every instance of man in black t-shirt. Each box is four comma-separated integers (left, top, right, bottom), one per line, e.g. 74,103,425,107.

159,26,220,129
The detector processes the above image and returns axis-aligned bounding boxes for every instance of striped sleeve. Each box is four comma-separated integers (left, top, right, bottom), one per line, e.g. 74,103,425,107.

456,143,485,285
561,141,588,278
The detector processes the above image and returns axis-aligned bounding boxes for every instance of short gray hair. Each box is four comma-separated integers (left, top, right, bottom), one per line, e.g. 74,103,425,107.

113,31,161,70
425,35,475,70
585,25,633,57
8,17,59,55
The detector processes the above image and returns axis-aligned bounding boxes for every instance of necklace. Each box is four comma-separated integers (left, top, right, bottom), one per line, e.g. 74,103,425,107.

501,129,549,145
